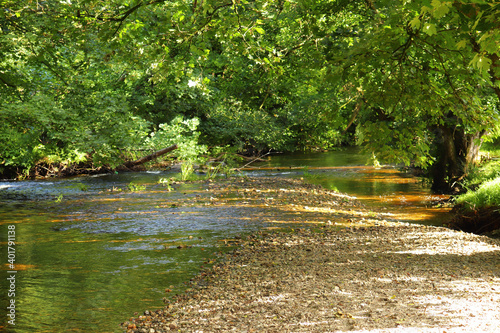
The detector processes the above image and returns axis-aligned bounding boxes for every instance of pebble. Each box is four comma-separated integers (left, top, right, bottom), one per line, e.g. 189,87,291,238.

120,177,500,333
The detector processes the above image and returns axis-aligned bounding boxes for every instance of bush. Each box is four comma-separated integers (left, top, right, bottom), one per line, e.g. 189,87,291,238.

0,92,151,177
144,115,207,162
202,98,294,153
0,95,77,175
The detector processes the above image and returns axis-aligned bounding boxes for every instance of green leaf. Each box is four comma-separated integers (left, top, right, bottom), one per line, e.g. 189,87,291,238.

433,5,450,19
190,44,199,54
455,39,467,50
409,17,421,30
421,6,432,14
423,23,437,36
431,0,451,19
469,53,492,73
477,55,492,72
254,27,265,34
431,0,442,6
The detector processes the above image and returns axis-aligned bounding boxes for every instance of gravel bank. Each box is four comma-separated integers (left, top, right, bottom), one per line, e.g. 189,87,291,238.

122,177,500,333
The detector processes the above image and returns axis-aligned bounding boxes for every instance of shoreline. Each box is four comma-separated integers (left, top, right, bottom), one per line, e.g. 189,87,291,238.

121,177,500,332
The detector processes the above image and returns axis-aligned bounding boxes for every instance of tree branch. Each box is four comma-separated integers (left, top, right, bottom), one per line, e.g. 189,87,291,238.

122,144,178,168
342,98,363,135
0,75,24,102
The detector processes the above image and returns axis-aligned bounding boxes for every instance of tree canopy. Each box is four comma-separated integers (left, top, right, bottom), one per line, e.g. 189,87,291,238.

1,0,499,190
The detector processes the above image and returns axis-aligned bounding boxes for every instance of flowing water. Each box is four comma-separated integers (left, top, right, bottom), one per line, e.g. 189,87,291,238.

246,149,451,224
0,149,450,332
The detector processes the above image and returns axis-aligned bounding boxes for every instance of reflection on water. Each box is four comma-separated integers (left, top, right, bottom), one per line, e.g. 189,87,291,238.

248,148,451,224
0,148,450,332
0,175,267,333
304,168,450,224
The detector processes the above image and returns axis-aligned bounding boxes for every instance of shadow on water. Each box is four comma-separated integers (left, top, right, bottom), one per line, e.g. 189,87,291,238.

0,149,450,332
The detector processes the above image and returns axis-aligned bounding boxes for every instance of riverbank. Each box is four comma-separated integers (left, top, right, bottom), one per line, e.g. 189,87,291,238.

121,177,500,332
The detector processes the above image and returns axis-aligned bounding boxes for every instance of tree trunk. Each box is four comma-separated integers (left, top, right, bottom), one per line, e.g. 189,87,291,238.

431,126,485,193
122,144,178,168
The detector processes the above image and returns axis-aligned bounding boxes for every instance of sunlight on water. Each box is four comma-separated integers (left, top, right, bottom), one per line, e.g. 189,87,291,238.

0,149,452,332
249,148,451,225
0,175,264,332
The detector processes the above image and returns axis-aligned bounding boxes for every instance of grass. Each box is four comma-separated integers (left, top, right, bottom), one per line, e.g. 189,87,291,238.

301,167,322,180
464,141,500,188
481,141,500,158
455,140,500,211
455,177,500,211
465,159,500,189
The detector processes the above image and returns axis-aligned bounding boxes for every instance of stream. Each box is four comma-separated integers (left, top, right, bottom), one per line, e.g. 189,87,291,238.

0,148,450,332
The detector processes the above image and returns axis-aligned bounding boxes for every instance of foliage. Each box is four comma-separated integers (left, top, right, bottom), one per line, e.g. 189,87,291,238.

158,177,174,191
54,194,63,203
180,160,195,181
453,140,500,217
144,116,206,161
0,92,150,175
312,0,500,191
481,140,500,159
459,139,500,191
0,95,77,174
203,99,294,152
1,0,499,190
455,177,500,211
465,159,500,190
127,182,146,192
334,1,497,165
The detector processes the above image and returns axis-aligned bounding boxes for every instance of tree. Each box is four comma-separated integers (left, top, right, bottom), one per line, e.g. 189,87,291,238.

0,1,205,176
414,1,500,191
323,0,499,192
1,0,498,188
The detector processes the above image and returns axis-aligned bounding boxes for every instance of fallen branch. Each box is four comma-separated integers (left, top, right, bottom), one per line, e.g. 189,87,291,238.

235,154,267,162
122,144,178,168
234,150,273,171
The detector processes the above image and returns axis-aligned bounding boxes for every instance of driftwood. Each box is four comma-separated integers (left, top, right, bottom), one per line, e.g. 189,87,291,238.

123,144,178,168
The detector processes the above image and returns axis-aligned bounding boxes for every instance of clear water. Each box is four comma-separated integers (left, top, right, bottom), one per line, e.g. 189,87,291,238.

247,148,450,224
0,173,269,332
0,149,449,332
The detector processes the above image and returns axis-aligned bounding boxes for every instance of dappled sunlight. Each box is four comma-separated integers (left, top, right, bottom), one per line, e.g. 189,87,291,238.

62,239,102,243
4,173,496,332
255,294,288,304
300,165,453,226
206,173,452,226
382,209,450,223
142,223,500,332
389,230,500,255
407,290,500,331
354,193,451,223
357,194,446,206
241,165,377,171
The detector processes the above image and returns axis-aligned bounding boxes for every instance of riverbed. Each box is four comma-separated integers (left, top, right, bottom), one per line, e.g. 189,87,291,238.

0,149,451,332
